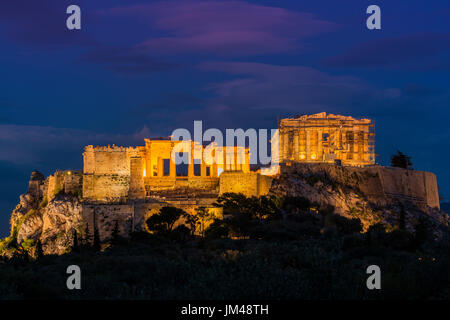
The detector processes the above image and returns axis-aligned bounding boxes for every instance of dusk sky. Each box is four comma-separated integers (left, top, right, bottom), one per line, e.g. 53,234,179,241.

1,0,450,236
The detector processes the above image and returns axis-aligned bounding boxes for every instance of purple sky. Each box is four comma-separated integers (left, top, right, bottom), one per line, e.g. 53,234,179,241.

1,0,450,236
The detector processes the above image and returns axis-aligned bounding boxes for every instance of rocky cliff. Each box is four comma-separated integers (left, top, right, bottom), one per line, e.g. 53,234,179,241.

270,163,448,237
3,171,84,256
1,164,449,256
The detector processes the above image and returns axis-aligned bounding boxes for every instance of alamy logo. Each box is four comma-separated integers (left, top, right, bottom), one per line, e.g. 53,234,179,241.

66,5,81,30
366,5,381,30
66,265,81,290
170,121,280,174
366,265,381,290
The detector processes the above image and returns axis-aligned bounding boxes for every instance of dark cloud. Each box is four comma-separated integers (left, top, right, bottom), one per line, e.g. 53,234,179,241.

322,33,450,68
198,61,393,115
0,124,150,166
80,47,181,74
0,0,95,47
104,1,337,56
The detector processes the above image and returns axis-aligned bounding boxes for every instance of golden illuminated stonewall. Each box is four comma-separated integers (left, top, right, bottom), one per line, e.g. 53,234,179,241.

82,138,256,201
81,113,377,202
278,112,375,166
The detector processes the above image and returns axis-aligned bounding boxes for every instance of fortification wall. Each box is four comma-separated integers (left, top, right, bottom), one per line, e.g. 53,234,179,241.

425,172,440,210
219,172,258,197
82,145,142,201
219,171,274,197
83,145,139,175
375,167,439,209
82,204,134,241
278,163,440,210
129,157,145,199
258,175,274,196
47,171,66,200
144,177,219,192
82,174,129,202
64,171,82,195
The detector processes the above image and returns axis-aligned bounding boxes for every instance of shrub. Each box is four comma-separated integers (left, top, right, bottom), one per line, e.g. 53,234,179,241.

146,206,186,235
205,220,229,239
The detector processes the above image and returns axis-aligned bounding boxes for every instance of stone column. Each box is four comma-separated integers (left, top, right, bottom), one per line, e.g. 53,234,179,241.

317,129,323,161
244,150,250,173
144,143,151,178
212,148,218,177
293,131,299,161
280,130,287,162
201,158,207,177
170,155,176,178
305,129,311,160
188,142,194,177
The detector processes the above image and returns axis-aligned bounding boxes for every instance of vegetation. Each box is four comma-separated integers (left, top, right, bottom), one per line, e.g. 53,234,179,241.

391,151,413,169
0,193,448,300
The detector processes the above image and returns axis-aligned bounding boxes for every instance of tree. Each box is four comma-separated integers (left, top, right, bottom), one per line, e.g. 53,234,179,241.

204,219,229,239
214,193,280,220
195,207,214,236
182,212,199,236
391,151,412,169
111,220,120,244
171,225,191,242
93,225,101,251
146,206,185,235
35,239,44,260
72,229,80,253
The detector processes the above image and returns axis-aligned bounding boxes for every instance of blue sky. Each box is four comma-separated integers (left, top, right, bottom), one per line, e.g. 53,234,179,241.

1,0,450,236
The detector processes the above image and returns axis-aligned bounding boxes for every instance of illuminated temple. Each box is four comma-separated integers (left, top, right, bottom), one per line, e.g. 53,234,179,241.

278,112,375,166
81,113,376,201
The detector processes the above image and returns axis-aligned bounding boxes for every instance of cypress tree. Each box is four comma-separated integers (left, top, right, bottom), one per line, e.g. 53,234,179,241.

72,229,80,253
35,239,44,260
111,220,120,244
93,225,101,252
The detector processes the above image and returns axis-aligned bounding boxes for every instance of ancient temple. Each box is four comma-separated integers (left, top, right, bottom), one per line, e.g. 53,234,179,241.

278,112,375,166
82,138,255,201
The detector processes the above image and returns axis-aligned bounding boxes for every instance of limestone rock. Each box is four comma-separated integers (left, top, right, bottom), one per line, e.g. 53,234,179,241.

269,163,449,237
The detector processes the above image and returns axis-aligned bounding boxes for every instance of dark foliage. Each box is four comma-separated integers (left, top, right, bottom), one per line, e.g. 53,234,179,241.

146,206,186,235
0,194,448,300
93,225,101,252
391,150,413,169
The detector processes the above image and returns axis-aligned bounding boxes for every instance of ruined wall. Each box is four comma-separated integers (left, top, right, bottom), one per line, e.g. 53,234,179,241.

64,171,82,195
82,145,141,201
47,171,66,200
82,204,134,241
376,167,440,209
258,175,274,196
278,163,440,210
129,157,146,199
144,177,219,192
83,174,129,202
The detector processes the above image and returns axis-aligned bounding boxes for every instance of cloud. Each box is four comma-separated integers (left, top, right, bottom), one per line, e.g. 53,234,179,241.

114,61,403,131
197,61,389,117
80,47,180,74
322,33,450,68
104,1,337,55
0,125,151,166
0,0,94,47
